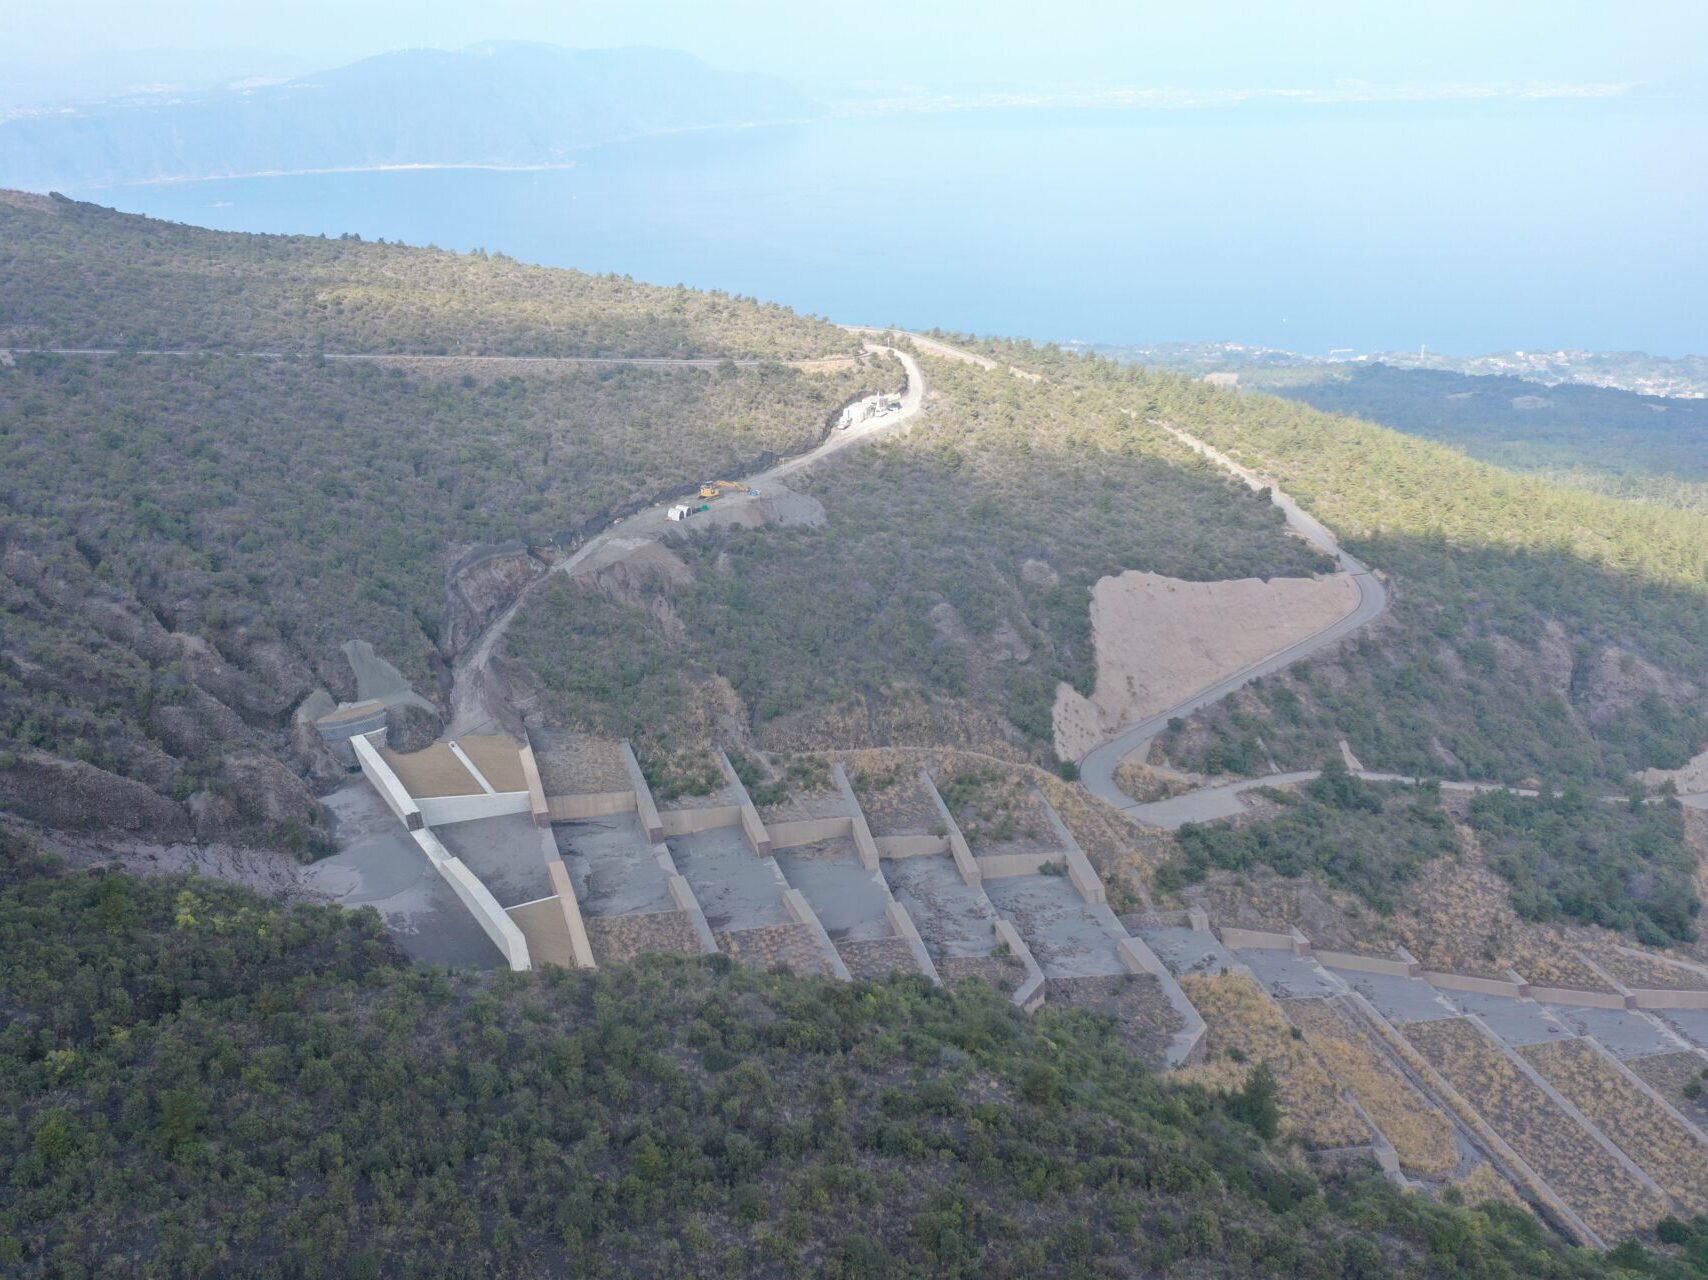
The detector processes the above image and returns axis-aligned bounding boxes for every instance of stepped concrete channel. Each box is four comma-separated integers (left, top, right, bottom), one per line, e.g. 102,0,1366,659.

1136,912,1708,1246
325,725,1205,1066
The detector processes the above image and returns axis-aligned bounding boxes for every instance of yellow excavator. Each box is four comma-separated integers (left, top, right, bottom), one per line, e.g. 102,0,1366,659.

699,480,759,499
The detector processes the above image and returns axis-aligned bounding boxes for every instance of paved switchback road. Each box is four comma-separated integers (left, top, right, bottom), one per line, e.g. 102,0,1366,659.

445,344,927,738
835,328,1394,823
1076,425,1389,820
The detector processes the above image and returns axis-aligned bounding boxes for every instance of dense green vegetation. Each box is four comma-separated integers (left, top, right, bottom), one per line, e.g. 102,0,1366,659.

1238,363,1708,488
507,355,1329,762
1468,788,1698,946
0,195,891,836
2,826,1684,1278
1158,762,1460,913
0,191,848,357
939,335,1708,792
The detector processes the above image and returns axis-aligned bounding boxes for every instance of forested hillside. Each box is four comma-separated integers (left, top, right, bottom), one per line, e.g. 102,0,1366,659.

0,191,843,356
2,826,1673,1280
1241,363,1708,508
0,194,885,842
505,355,1330,767
950,336,1708,792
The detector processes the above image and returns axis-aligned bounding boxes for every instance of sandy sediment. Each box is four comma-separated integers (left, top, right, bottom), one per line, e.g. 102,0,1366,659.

1052,570,1360,762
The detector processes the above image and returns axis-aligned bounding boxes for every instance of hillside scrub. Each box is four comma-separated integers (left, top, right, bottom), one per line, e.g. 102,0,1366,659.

1177,971,1369,1150
1523,1038,1708,1217
507,355,1329,763
1240,362,1708,487
1158,763,1460,915
0,192,852,358
1404,1017,1673,1244
1466,788,1697,946
936,334,1708,791
0,349,889,833
0,826,1650,1279
1282,998,1461,1178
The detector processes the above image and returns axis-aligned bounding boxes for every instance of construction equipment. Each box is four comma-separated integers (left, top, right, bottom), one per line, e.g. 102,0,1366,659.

699,480,759,499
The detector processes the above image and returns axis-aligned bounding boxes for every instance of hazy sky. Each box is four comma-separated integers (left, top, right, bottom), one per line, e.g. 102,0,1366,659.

4,0,1707,94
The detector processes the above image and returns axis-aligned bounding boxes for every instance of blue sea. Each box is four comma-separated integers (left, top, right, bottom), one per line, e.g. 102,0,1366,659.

72,99,1708,356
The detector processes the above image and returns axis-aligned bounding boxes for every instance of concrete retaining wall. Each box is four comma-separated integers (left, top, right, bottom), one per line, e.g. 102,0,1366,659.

1117,934,1209,1067
885,901,941,985
719,751,775,858
783,888,851,981
1034,787,1106,906
412,828,531,972
1343,991,1602,1250
668,872,721,954
505,896,576,967
875,834,949,859
416,790,531,827
545,791,637,822
517,740,551,828
659,805,743,836
767,817,853,848
352,733,422,831
974,851,1065,880
1633,988,1708,1011
921,768,980,888
1218,925,1297,952
994,918,1046,1012
621,741,664,843
1423,971,1527,1000
1316,949,1418,980
1530,985,1632,1011
834,763,882,871
545,851,597,970
1065,850,1105,905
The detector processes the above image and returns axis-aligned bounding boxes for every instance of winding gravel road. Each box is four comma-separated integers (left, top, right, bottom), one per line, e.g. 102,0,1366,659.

1076,425,1389,822
446,344,927,738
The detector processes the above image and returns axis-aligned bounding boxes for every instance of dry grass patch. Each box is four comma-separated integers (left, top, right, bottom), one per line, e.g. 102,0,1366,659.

1455,1161,1528,1213
1586,946,1708,993
1112,757,1195,803
530,730,631,795
1404,1017,1670,1242
1283,998,1460,1177
1523,1037,1708,1216
1178,971,1369,1149
1630,1052,1708,1133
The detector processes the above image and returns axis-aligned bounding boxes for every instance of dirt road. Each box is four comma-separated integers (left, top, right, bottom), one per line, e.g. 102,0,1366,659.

445,344,928,738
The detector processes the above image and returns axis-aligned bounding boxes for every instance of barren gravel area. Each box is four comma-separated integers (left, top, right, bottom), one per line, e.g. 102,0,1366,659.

1053,570,1360,761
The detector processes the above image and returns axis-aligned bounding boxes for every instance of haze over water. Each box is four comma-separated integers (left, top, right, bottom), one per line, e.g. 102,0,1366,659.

75,97,1708,356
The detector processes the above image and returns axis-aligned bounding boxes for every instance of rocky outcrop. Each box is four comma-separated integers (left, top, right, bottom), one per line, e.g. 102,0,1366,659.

384,701,442,754
1580,644,1696,730
0,750,191,837
445,542,547,656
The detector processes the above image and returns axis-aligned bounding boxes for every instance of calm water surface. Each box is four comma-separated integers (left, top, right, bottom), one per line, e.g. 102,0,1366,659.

75,102,1708,355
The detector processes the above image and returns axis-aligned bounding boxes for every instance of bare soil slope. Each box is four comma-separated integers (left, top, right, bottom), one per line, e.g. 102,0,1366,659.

1052,570,1359,761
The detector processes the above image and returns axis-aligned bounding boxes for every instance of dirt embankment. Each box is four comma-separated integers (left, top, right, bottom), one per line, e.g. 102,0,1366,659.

1642,747,1708,796
1052,570,1360,762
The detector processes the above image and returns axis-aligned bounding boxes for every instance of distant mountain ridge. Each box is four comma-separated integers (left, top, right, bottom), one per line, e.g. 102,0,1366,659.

0,43,818,189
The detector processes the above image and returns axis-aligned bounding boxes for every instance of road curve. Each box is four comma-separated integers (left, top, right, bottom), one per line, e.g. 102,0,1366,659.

446,344,927,737
1077,425,1390,819
833,330,1397,823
